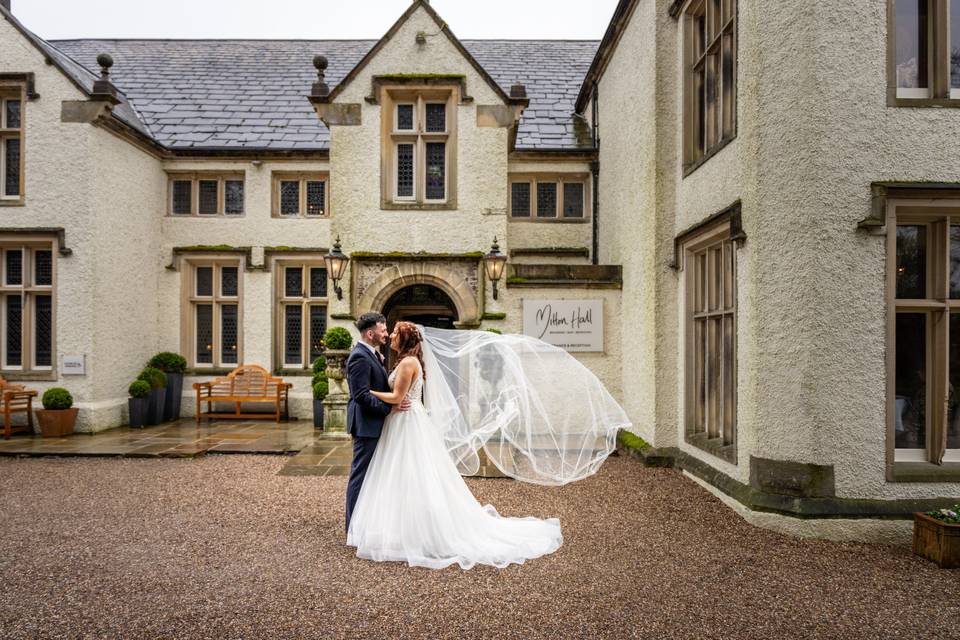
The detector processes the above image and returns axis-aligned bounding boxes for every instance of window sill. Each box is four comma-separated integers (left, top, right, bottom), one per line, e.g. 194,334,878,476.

0,199,25,207
888,97,960,108
273,369,316,377
508,217,590,224
1,370,57,382
185,367,239,376
380,201,458,211
682,135,736,179
685,431,737,464
890,461,960,482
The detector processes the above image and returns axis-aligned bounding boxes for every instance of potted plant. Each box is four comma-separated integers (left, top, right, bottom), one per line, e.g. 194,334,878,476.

138,366,167,426
914,504,960,569
148,352,187,422
312,355,328,430
323,326,354,381
35,387,78,437
128,380,150,428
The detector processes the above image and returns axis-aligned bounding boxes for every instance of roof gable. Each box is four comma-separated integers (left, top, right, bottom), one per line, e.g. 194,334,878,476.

324,0,516,106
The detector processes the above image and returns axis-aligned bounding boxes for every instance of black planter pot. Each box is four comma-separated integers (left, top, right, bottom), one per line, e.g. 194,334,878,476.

163,372,184,422
313,399,325,430
146,387,165,425
128,397,149,428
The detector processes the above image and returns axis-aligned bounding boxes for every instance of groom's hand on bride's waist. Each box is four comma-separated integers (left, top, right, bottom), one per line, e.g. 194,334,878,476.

394,398,412,413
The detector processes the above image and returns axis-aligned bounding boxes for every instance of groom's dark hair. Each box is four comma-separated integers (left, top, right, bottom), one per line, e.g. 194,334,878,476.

356,312,386,334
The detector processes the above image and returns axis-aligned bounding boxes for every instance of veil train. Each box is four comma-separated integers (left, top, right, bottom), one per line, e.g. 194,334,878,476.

418,325,635,486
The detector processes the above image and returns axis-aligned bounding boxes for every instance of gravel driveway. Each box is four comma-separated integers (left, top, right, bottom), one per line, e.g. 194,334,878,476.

0,454,956,639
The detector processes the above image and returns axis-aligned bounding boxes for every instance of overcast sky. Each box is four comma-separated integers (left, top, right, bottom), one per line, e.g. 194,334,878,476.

11,0,620,41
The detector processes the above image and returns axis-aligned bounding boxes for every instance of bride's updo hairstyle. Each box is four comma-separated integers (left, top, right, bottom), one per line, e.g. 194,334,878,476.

391,321,425,379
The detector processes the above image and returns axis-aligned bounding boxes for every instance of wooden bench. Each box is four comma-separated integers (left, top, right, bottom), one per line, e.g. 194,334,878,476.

0,376,38,439
192,365,292,424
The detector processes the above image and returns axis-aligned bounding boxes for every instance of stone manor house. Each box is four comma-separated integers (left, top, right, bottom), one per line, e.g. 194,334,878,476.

2,0,959,540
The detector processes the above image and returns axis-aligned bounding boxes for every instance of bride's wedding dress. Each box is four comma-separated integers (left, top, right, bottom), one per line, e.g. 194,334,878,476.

346,364,563,570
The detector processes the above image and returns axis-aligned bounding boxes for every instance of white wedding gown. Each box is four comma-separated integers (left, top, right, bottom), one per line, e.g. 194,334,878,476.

346,363,563,570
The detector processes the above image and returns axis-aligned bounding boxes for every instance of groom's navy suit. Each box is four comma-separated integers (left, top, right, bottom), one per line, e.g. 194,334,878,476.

344,342,392,531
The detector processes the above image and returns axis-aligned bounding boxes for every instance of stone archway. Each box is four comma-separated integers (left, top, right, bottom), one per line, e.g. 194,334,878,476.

352,258,481,327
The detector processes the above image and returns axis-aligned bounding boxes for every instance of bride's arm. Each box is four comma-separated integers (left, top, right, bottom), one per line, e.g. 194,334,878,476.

371,357,418,405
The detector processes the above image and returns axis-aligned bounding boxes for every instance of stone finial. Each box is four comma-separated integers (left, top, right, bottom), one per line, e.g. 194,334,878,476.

311,55,329,98
509,84,527,99
91,52,118,101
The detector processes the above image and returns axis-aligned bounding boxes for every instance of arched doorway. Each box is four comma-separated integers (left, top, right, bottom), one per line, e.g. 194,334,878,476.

381,284,459,367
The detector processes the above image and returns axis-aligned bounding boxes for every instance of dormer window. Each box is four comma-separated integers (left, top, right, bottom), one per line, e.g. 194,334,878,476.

381,88,457,209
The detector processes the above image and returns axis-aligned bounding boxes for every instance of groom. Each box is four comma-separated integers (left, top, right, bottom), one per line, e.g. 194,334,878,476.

344,312,409,532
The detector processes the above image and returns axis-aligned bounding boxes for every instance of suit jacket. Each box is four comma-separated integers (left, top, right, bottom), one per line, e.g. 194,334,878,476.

345,343,392,438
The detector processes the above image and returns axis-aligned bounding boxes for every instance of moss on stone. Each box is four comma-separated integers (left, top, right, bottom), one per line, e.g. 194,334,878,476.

505,276,528,284
351,251,484,259
378,73,466,80
618,430,649,452
481,312,506,320
175,244,240,251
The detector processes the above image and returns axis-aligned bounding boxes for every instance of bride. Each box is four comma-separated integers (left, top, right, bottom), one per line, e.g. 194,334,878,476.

346,321,631,570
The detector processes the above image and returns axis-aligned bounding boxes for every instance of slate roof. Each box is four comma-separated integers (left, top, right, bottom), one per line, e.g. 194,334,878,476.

49,39,598,152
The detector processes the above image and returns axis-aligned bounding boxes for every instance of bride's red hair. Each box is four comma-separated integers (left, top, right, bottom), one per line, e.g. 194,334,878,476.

391,321,425,379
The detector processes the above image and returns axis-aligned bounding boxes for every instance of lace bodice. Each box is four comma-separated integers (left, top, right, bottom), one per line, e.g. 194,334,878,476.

388,361,424,403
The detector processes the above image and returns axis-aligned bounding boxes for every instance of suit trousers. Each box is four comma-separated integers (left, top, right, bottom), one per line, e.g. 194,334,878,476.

345,435,379,532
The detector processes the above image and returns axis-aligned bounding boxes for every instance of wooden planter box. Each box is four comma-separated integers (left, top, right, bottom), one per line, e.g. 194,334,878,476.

913,512,960,569
35,407,79,438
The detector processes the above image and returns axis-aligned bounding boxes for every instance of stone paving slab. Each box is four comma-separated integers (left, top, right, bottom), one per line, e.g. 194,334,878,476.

0,418,317,458
278,434,353,477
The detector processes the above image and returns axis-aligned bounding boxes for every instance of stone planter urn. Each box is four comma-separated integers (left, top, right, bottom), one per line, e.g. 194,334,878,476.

36,408,79,437
324,349,351,381
913,512,960,569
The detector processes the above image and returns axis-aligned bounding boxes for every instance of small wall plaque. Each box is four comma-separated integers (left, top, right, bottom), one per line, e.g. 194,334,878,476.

62,355,85,375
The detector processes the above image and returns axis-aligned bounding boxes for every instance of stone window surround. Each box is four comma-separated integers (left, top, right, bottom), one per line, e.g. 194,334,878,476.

273,258,329,372
885,0,960,107
0,81,25,206
679,214,738,464
0,237,56,380
678,0,738,178
884,192,960,481
507,173,592,223
379,85,458,210
271,171,330,218
167,171,246,217
180,256,244,370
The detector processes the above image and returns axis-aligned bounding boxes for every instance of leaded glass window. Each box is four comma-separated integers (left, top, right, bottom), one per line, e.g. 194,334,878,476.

172,180,192,215
425,142,445,200
563,183,584,218
1,91,23,200
396,144,415,199
224,180,244,215
34,250,52,287
198,180,218,214
168,174,244,216
280,181,300,215
0,244,56,371
396,103,414,131
425,103,446,133
187,261,242,368
536,182,557,218
306,181,325,216
277,263,328,369
511,182,531,217
34,295,51,367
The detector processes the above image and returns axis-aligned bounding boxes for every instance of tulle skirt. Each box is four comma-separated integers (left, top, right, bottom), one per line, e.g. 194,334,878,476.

346,402,563,570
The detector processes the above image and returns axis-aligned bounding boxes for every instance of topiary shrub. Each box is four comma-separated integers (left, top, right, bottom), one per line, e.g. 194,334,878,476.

324,326,353,350
137,366,167,389
42,387,73,410
128,380,151,399
312,355,327,375
147,352,187,373
312,367,328,389
313,378,330,401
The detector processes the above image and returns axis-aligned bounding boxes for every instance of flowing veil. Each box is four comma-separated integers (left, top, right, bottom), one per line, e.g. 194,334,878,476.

418,325,635,486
